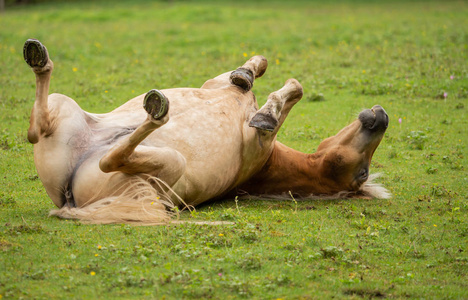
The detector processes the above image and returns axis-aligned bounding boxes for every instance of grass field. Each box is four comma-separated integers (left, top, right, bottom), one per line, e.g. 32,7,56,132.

1,0,467,299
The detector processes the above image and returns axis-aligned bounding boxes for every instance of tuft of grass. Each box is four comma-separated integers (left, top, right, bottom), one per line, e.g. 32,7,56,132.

343,287,386,298
6,224,46,235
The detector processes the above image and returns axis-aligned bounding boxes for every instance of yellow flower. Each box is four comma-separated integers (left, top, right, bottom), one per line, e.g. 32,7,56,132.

97,245,102,250
90,271,96,276
243,52,248,57
72,67,78,72
95,254,99,257
219,233,224,237
105,90,108,93
275,59,280,65
433,224,437,227
150,202,154,205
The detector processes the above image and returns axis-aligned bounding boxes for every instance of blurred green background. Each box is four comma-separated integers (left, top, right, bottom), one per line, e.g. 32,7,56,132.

0,0,467,299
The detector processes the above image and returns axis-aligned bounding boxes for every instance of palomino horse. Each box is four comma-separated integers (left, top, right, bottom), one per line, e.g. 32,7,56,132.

23,39,389,224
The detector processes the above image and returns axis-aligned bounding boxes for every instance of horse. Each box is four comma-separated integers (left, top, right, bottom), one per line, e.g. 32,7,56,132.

23,39,389,224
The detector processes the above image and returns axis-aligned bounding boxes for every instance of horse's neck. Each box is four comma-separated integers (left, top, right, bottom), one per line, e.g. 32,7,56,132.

239,141,324,195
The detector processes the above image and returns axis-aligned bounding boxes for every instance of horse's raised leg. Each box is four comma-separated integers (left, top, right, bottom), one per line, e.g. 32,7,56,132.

250,79,303,134
24,39,99,208
23,39,54,144
99,90,186,187
201,55,268,91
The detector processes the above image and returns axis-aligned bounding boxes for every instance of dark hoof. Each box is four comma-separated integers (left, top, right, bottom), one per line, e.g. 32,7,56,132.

143,89,170,120
230,67,254,91
23,39,49,68
249,113,278,132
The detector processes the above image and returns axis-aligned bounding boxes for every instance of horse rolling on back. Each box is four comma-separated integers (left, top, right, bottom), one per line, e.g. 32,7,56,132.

23,39,390,224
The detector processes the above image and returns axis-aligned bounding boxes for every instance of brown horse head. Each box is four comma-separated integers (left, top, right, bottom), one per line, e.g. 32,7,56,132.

238,105,389,198
314,105,389,194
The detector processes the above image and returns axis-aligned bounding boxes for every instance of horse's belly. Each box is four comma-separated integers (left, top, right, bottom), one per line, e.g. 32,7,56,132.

81,87,264,205
147,110,247,204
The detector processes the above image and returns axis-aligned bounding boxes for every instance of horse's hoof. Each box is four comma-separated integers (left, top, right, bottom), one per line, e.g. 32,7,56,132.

143,89,170,120
249,113,278,132
23,39,49,68
230,67,254,91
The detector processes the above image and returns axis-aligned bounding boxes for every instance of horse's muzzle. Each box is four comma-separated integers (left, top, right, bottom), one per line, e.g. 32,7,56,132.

358,105,389,132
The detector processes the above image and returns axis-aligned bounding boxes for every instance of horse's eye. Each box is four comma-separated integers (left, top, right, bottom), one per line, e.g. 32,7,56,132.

358,168,369,181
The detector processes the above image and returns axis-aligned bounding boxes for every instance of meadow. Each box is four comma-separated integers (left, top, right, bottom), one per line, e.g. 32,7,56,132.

0,0,467,298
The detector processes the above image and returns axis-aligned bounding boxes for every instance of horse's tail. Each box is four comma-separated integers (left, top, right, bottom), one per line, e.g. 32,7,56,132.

49,175,187,225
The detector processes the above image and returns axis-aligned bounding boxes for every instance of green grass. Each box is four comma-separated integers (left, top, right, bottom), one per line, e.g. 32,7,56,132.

1,0,467,299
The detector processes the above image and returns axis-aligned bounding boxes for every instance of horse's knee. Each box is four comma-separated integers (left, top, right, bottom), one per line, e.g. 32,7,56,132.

99,154,118,173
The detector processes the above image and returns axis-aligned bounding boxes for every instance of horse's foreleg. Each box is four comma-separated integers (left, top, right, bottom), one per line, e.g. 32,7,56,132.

201,55,268,91
250,79,303,134
23,39,54,144
99,90,186,186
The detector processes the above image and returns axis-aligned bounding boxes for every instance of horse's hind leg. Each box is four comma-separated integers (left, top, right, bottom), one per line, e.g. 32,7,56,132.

99,90,186,187
201,55,268,91
23,39,54,144
250,79,303,134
